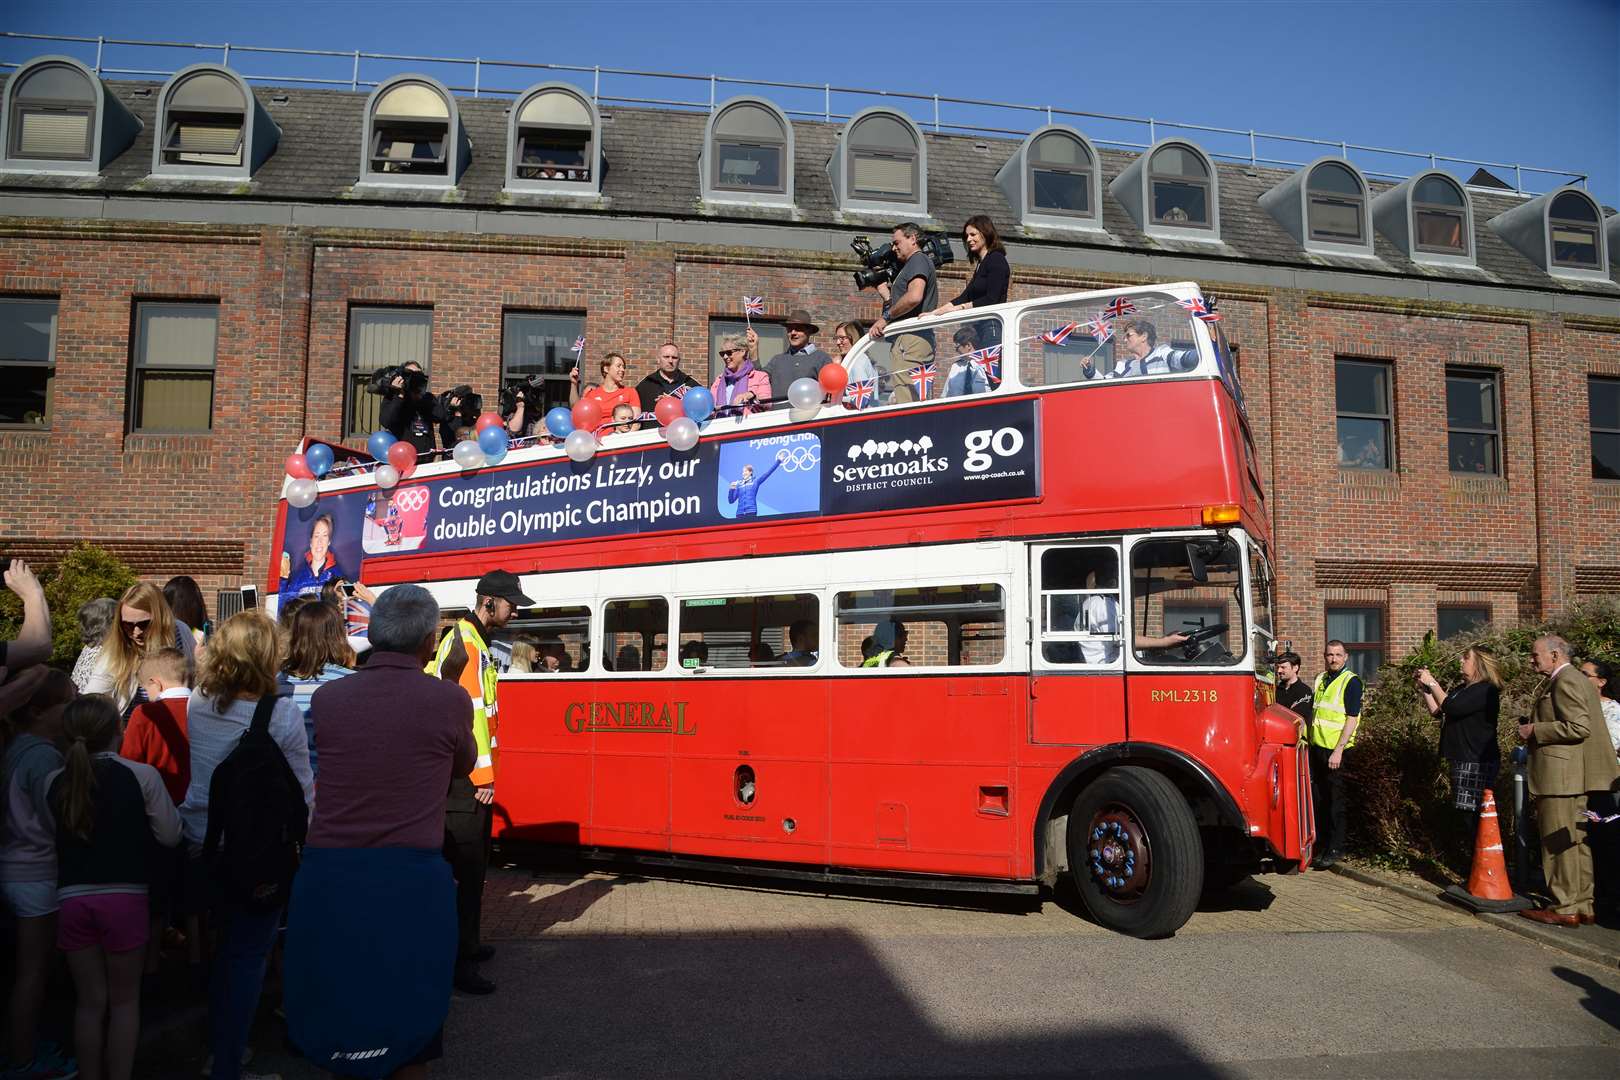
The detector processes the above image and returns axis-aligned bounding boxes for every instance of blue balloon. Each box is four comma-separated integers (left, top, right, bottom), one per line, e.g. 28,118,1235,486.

478,424,509,457
483,443,508,467
305,443,334,477
683,387,714,423
544,406,575,438
367,429,397,461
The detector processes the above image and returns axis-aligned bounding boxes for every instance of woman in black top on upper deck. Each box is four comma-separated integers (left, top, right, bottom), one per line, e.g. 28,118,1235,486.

930,215,1010,315
1417,644,1504,808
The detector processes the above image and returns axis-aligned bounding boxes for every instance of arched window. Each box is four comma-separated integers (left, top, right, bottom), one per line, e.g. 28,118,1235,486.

1306,161,1366,244
508,84,598,191
6,58,97,162
1411,174,1468,255
1147,143,1212,229
162,69,244,166
362,75,463,186
707,98,789,198
842,113,920,204
1029,130,1092,216
1549,190,1601,269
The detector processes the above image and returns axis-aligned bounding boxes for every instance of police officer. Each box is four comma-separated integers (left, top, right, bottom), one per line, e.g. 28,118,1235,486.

1309,640,1363,868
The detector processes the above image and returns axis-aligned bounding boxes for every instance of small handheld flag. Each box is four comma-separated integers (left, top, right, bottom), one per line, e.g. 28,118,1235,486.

1176,296,1222,323
1101,297,1137,320
1040,322,1080,346
970,345,1002,387
743,295,766,316
1085,317,1113,344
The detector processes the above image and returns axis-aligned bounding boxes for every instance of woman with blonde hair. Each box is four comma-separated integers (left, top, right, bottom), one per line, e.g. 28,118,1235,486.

179,611,311,1080
83,582,195,713
831,320,879,397
1417,644,1504,810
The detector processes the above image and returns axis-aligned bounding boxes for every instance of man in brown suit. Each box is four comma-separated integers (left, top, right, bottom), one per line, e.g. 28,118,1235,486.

1519,634,1620,926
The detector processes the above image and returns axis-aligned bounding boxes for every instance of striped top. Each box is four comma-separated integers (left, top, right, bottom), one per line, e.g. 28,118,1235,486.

280,664,355,779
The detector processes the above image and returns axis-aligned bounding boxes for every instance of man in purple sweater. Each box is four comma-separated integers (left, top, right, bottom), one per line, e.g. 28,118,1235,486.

285,585,475,1078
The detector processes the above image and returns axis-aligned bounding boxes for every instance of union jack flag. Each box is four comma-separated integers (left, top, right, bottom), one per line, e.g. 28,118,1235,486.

970,345,1002,387
1085,317,1113,343
572,336,586,353
907,361,937,399
670,383,692,399
1176,296,1221,322
1100,297,1137,320
344,597,371,641
1040,322,1080,346
844,378,878,409
743,295,766,316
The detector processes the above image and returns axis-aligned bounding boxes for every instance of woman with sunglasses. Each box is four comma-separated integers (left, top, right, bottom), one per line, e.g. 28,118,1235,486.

709,334,771,416
830,321,879,399
1581,659,1620,759
82,583,195,714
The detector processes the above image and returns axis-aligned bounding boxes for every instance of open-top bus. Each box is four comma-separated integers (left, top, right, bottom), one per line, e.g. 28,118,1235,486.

271,281,1309,938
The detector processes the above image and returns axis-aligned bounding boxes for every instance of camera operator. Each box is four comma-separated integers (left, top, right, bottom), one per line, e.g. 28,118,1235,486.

435,384,482,448
869,223,938,402
374,360,436,454
499,378,546,438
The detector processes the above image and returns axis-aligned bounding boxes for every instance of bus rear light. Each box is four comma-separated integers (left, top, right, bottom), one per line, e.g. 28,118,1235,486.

1201,503,1241,526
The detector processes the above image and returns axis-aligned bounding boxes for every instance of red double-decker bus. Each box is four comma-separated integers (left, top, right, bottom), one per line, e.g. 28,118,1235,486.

271,281,1309,938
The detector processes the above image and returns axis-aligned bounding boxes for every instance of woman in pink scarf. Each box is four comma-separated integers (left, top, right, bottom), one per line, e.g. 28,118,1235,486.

709,333,771,416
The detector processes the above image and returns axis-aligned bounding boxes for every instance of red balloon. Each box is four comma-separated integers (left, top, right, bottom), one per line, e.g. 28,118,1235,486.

386,440,418,477
653,396,683,428
818,362,848,396
284,452,313,479
475,410,505,433
572,399,603,432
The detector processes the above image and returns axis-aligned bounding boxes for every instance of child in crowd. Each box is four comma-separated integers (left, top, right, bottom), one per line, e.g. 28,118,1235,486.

120,647,194,978
2,668,78,1080
608,401,638,436
50,696,183,1080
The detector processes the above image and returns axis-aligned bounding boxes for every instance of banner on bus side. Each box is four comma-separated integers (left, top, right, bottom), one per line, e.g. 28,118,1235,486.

276,398,1040,577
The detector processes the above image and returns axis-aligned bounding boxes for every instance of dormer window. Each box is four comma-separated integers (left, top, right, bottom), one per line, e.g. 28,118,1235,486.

1,55,140,175
1412,174,1468,255
516,88,592,181
1307,162,1366,244
1030,130,1092,216
1549,190,1601,269
1148,144,1212,229
163,70,243,166
361,75,465,187
711,100,785,194
828,107,927,214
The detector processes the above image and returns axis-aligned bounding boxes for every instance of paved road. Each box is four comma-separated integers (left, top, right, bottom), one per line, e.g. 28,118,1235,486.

248,864,1620,1079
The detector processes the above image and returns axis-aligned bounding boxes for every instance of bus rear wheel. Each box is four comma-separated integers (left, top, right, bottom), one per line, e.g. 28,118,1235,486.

1067,766,1203,939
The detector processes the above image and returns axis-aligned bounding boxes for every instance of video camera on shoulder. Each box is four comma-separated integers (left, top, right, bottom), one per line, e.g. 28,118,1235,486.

437,384,482,426
366,363,430,399
849,232,955,290
499,374,547,418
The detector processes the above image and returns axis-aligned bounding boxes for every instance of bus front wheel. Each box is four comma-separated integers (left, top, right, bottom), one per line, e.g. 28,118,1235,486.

1067,766,1203,939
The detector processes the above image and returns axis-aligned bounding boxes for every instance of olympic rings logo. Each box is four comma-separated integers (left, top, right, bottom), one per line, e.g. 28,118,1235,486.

392,487,431,513
775,445,821,473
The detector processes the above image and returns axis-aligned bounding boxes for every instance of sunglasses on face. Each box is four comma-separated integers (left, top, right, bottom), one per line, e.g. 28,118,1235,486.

720,349,741,357
122,618,152,632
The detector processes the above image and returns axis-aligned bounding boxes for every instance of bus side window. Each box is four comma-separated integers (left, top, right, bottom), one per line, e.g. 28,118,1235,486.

602,597,669,672
1129,537,1245,666
677,593,820,670
835,584,1005,669
504,604,590,673
936,315,1004,400
1037,547,1122,666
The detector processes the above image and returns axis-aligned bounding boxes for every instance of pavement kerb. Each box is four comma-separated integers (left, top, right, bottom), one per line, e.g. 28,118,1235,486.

1329,862,1620,970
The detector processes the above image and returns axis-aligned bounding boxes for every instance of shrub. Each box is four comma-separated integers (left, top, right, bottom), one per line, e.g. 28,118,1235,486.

1345,597,1620,875
0,544,138,666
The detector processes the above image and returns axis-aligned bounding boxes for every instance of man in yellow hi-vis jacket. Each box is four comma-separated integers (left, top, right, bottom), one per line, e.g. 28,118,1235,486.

429,568,531,995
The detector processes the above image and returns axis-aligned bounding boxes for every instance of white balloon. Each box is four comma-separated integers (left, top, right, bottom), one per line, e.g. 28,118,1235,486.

787,377,823,412
286,477,318,508
564,429,597,462
788,406,820,423
665,416,700,452
374,464,401,489
453,439,486,469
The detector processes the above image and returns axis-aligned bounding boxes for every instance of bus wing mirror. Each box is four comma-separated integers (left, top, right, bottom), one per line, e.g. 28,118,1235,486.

1186,541,1210,583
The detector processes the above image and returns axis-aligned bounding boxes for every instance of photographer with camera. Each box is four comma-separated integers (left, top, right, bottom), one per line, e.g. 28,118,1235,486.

436,385,483,447
869,223,939,404
499,378,545,438
371,360,436,454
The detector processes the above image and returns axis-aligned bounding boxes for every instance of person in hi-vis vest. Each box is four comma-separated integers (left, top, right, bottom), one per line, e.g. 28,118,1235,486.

1309,640,1363,869
428,569,532,995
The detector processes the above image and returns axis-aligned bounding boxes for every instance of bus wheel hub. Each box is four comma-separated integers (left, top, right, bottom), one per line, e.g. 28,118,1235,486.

1087,808,1149,901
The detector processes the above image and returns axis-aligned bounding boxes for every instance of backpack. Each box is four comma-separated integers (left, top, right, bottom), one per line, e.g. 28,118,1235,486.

203,695,308,911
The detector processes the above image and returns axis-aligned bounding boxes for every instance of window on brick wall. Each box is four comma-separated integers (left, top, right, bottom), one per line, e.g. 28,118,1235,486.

1335,358,1393,470
1445,367,1501,476
0,298,58,427
1326,606,1384,683
678,593,818,670
1437,605,1490,641
346,307,431,438
131,302,217,432
503,312,584,419
836,583,1004,669
1590,375,1620,481
708,317,784,386
603,597,668,673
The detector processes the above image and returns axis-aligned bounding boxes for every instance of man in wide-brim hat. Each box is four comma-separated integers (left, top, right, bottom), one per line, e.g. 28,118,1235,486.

748,307,825,400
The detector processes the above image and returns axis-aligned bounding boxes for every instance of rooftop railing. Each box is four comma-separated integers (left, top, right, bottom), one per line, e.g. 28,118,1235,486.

0,30,1590,197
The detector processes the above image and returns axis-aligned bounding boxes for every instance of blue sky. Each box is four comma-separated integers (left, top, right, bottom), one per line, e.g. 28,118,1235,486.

6,0,1618,204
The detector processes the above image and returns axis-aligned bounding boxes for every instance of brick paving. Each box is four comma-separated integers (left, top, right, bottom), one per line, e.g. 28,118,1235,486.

479,862,1480,942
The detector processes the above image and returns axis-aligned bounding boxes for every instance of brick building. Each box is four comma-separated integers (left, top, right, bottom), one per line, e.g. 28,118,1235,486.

1,52,1617,678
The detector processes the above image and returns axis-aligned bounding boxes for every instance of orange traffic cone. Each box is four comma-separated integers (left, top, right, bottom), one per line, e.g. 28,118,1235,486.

1444,788,1531,913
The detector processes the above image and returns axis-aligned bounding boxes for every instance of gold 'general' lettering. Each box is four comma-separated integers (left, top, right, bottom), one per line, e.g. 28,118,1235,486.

561,700,697,735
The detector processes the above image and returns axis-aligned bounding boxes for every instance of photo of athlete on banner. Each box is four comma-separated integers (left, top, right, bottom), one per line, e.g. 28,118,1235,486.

363,484,431,553
718,432,821,520
279,503,364,606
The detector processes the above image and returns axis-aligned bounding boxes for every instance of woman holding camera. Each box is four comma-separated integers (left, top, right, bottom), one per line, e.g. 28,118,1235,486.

1417,645,1504,811
930,216,1010,316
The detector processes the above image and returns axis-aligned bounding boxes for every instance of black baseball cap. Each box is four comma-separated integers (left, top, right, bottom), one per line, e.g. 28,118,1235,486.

475,569,535,607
